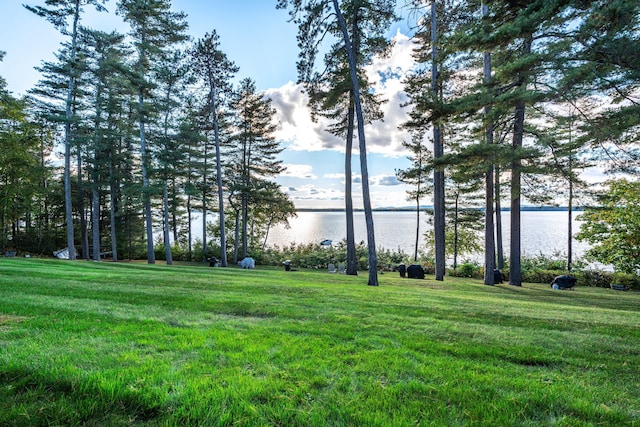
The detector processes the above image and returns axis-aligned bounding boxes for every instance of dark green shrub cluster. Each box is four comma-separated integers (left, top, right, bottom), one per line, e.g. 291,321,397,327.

611,273,640,290
571,271,639,290
521,269,561,285
154,241,209,262
571,270,612,289
449,262,483,279
256,240,413,271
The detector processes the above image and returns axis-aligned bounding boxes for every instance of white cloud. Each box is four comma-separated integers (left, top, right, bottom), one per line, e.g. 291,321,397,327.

281,163,317,179
266,30,417,158
374,174,402,186
267,82,343,151
324,173,345,180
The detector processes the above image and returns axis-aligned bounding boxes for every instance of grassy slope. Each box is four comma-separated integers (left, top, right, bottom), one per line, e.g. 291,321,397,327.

0,258,638,426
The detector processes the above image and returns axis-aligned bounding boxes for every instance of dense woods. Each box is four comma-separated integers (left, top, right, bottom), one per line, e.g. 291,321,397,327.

1,0,638,277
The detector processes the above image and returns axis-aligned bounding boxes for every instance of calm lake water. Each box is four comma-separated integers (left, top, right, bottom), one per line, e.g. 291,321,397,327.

264,210,590,260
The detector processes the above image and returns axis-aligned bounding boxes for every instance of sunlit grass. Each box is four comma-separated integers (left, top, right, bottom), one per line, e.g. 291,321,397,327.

0,258,638,426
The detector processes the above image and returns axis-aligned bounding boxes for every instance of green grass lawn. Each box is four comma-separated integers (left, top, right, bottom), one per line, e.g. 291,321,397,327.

0,258,638,426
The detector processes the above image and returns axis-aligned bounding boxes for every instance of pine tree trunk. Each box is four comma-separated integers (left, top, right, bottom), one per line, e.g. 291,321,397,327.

509,101,523,286
63,0,81,261
187,193,192,258
567,161,573,272
332,0,377,286
202,190,208,261
482,2,496,285
202,145,208,261
91,154,101,262
108,157,118,262
508,36,532,287
163,181,173,265
345,93,357,275
567,113,574,272
495,166,504,269
139,89,155,264
78,148,89,260
210,75,228,267
432,1,446,281
414,192,420,262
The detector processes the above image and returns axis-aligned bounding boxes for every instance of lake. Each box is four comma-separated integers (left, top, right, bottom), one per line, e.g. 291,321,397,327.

264,210,590,260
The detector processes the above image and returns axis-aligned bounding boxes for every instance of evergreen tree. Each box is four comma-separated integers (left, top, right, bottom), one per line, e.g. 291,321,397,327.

0,54,49,252
117,0,189,264
192,31,239,267
24,0,109,260
446,0,584,286
403,0,476,280
302,0,394,276
228,78,285,258
153,49,191,265
562,0,640,174
278,0,397,285
396,128,431,262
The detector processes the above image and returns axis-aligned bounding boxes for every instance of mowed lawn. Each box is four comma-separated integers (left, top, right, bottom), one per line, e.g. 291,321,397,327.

0,259,638,426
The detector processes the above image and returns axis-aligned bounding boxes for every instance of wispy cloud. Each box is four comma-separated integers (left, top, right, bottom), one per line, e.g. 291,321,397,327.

281,163,317,179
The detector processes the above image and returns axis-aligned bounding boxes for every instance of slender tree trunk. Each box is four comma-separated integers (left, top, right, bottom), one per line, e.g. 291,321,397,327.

509,36,532,287
91,154,101,262
108,156,118,262
495,166,504,269
78,148,89,260
567,111,574,272
242,193,249,258
202,145,208,261
210,74,228,267
172,204,178,244
345,93,357,275
453,192,459,270
234,207,240,263
63,0,81,261
187,193,193,258
568,178,573,271
241,141,250,258
509,102,524,286
414,185,420,262
202,189,208,261
163,181,172,265
482,1,496,285
138,88,155,264
432,1,446,281
333,0,378,285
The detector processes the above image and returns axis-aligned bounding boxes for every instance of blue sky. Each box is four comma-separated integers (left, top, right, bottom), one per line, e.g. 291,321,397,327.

1,1,420,209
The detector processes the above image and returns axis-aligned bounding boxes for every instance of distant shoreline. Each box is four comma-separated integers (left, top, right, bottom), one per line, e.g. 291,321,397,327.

296,206,584,213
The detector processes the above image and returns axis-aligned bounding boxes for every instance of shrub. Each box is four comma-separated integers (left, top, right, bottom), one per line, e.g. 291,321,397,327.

521,252,567,273
450,262,482,278
611,273,640,290
572,270,613,288
522,269,563,285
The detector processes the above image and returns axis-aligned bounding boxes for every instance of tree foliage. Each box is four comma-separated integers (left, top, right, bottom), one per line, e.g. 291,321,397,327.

577,179,640,274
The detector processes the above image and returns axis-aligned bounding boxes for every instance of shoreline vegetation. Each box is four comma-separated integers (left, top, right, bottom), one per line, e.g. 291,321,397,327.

296,206,585,212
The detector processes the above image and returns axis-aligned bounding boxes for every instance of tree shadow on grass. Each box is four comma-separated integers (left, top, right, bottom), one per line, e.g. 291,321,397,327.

0,367,163,426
